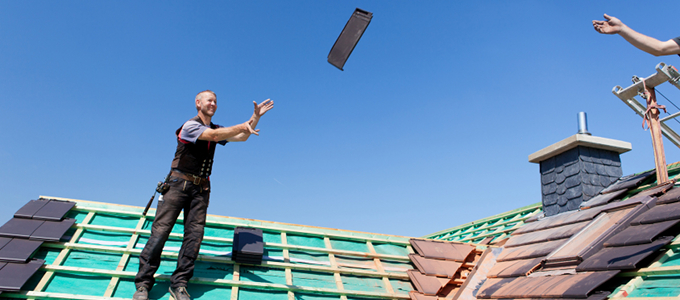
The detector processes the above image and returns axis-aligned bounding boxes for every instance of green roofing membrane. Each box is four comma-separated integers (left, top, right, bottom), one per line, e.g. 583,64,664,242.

6,197,414,300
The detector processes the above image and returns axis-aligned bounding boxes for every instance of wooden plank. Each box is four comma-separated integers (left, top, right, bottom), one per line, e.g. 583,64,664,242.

367,241,395,295
75,223,410,261
325,237,345,292
33,211,95,292
230,264,240,300
41,264,411,299
40,242,410,280
104,216,146,297
1,290,131,300
619,265,680,277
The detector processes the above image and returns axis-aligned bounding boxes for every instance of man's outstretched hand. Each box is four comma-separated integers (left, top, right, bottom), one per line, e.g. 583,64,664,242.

593,14,623,35
254,99,274,118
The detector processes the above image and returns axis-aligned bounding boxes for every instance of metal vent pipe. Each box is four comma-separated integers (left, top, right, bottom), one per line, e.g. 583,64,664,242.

578,112,591,135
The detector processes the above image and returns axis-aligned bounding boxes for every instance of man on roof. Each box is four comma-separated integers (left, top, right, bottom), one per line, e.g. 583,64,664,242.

593,14,680,56
133,90,274,300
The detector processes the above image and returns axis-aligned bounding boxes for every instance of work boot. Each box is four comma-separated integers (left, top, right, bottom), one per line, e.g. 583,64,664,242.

132,286,148,300
169,286,191,300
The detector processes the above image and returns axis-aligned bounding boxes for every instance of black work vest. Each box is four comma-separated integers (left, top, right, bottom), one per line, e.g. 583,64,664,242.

170,116,218,178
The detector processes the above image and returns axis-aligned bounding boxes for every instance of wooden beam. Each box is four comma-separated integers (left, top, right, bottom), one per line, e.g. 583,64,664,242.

40,265,411,299
74,223,410,262
39,242,409,280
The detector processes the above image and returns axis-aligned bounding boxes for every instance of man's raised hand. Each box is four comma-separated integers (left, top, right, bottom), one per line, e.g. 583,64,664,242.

593,14,623,35
254,99,274,118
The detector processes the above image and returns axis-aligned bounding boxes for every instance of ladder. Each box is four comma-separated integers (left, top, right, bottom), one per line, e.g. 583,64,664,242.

613,62,680,148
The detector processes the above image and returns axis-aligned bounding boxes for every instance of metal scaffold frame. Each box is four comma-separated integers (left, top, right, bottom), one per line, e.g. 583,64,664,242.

613,62,680,149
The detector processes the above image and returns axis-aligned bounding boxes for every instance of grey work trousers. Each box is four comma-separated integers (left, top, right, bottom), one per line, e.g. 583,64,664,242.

134,175,210,290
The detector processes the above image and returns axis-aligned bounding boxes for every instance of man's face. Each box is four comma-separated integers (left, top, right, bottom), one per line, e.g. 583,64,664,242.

197,93,217,117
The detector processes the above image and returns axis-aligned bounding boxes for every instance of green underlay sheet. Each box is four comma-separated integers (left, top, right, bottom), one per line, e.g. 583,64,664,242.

89,213,140,228
240,266,288,285
44,273,111,296
627,275,680,297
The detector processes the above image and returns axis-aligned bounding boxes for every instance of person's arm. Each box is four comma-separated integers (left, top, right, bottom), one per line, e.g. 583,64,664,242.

593,14,680,56
198,122,258,142
224,99,275,142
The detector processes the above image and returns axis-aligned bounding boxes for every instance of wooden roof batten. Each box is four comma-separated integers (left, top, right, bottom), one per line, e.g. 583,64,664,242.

2,196,417,300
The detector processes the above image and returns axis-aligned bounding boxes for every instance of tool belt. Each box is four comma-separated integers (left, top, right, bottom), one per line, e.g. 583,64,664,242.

171,170,210,187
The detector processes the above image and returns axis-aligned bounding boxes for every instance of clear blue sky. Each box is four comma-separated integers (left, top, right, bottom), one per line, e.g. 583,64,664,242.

3,1,680,237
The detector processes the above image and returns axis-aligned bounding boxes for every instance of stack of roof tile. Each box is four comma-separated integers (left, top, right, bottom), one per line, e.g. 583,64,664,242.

476,170,680,300
407,239,495,300
0,198,75,293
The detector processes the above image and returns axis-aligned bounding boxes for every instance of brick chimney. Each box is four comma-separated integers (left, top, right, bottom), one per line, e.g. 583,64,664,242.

528,113,632,217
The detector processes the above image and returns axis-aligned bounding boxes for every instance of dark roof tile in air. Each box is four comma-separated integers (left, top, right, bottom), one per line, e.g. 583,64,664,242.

631,200,680,225
483,271,618,299
579,189,627,209
0,259,45,292
504,221,588,248
599,169,655,194
603,219,680,247
407,269,451,296
409,254,463,278
497,238,568,262
410,239,475,262
32,199,75,221
0,218,44,239
576,236,673,271
657,186,680,204
13,200,49,219
487,257,543,278
0,238,42,263
30,218,76,242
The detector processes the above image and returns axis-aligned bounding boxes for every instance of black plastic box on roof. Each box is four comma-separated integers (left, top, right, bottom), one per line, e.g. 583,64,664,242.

232,227,263,265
